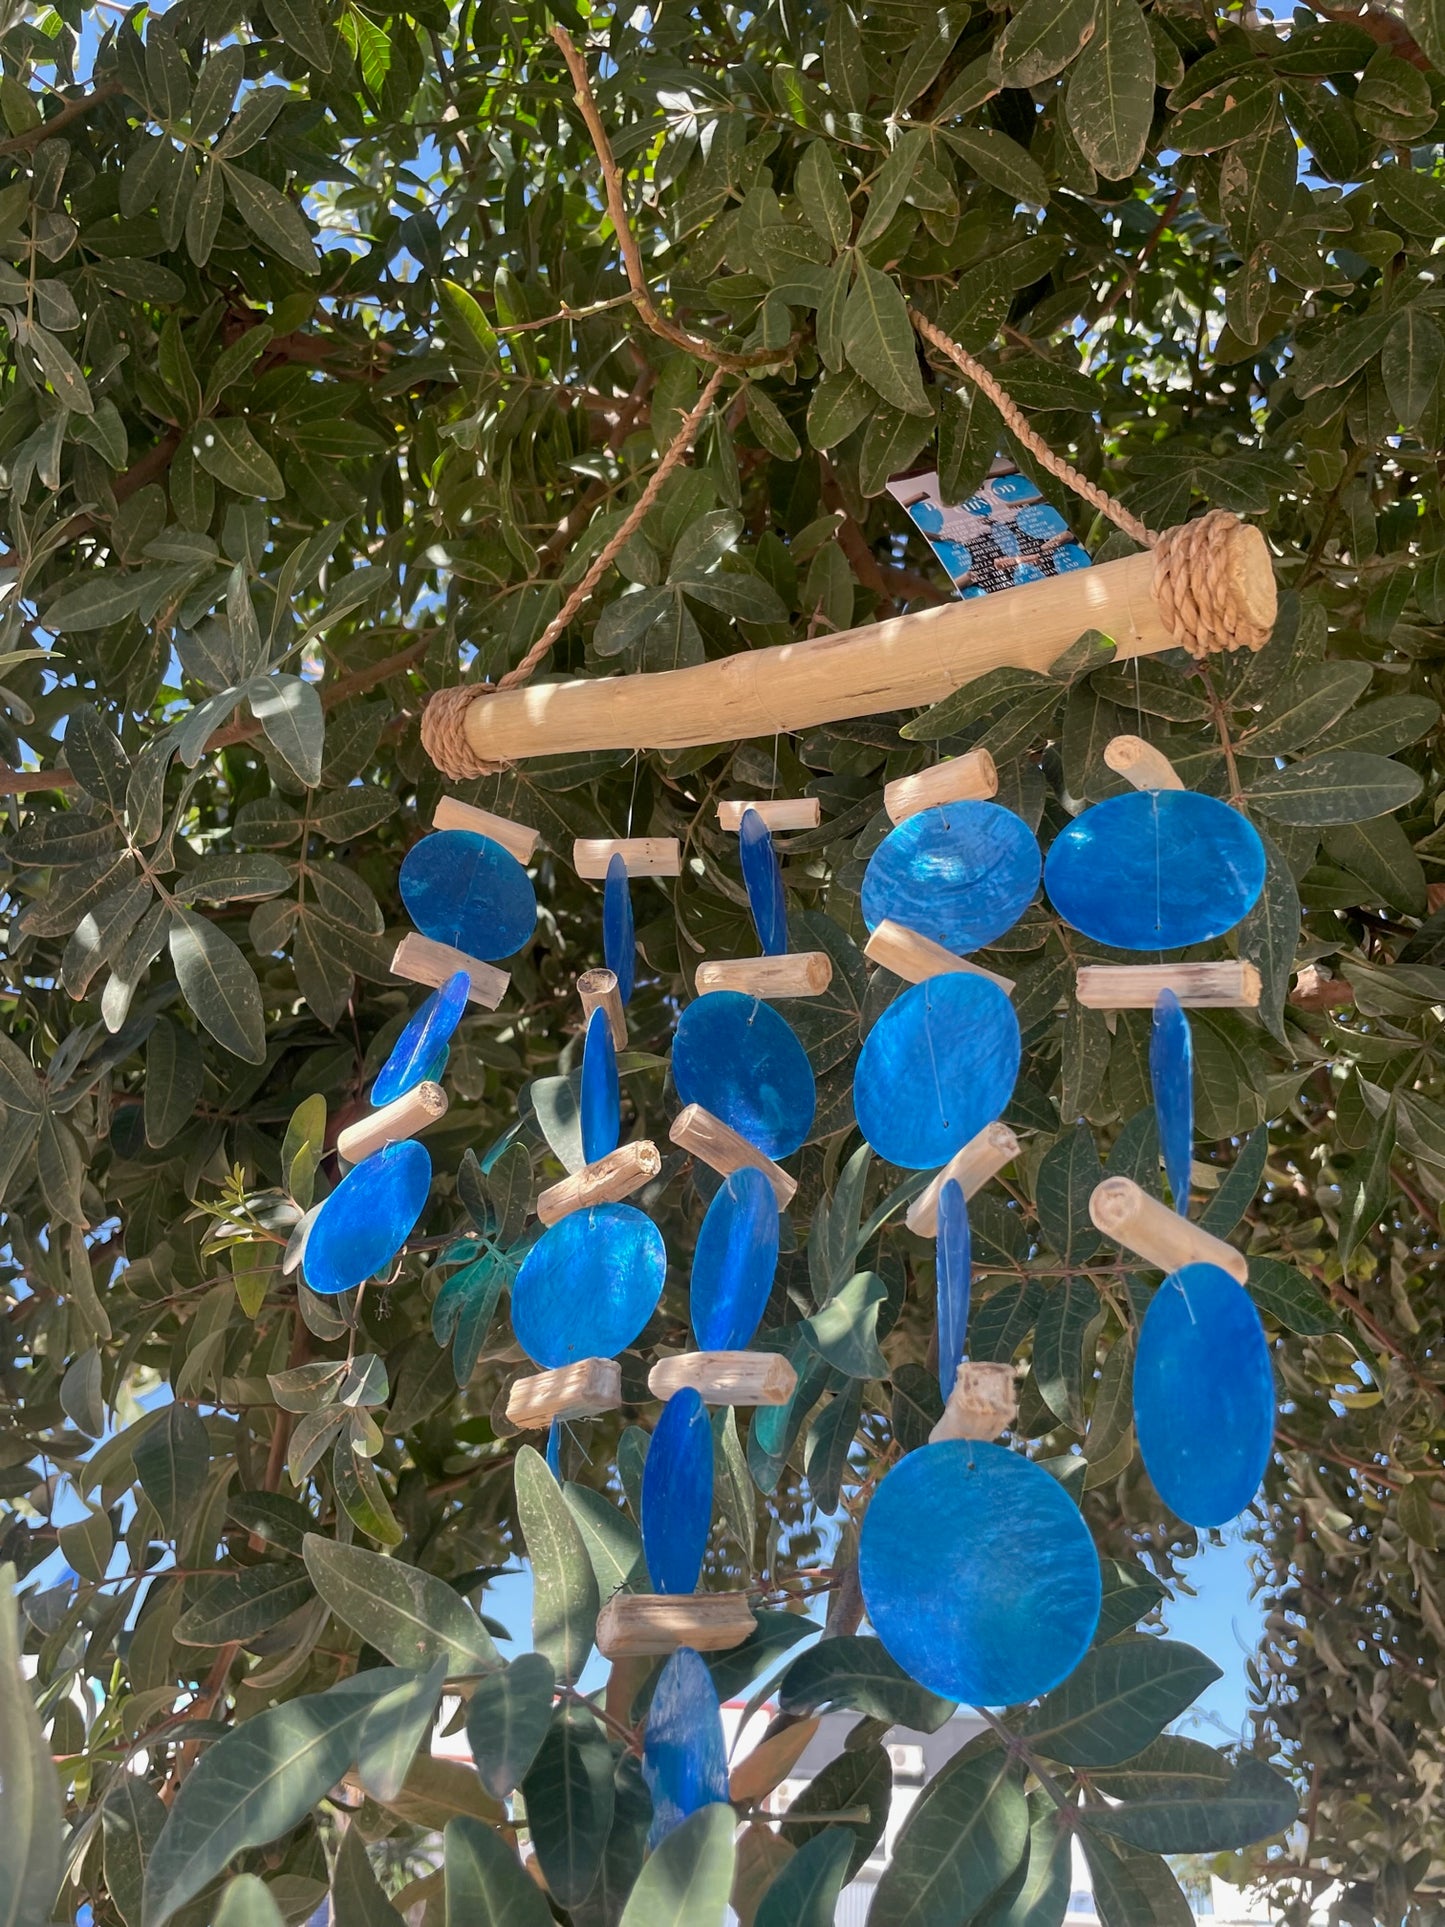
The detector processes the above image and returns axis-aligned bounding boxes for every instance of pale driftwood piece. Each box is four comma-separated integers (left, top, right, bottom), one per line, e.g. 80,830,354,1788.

506,1357,622,1429
1103,734,1184,792
694,952,833,999
717,798,820,832
573,836,681,879
595,1592,756,1657
884,748,998,824
864,919,1015,995
392,932,509,1009
578,966,628,1049
432,796,541,861
450,529,1275,765
536,1140,662,1226
906,1122,1022,1237
1089,1176,1249,1283
648,1351,799,1406
336,1081,447,1165
931,1362,1019,1443
1076,961,1262,1010
669,1104,797,1208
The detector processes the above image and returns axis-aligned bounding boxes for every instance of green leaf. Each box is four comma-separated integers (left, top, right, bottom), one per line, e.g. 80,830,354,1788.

803,1269,889,1377
1079,1755,1298,1853
745,384,802,461
213,1876,285,1927
248,674,324,786
1338,1097,1396,1263
443,1815,553,1927
1082,1836,1193,1927
144,1016,205,1147
1169,66,1276,152
618,1804,737,1927
466,1652,555,1800
103,1777,168,1927
514,1445,599,1686
220,163,319,271
0,1563,63,1927
1199,1124,1270,1237
1035,1121,1104,1264
842,263,931,416
977,1793,1072,1927
302,1537,500,1675
870,1744,1028,1927
1034,1276,1101,1431
996,0,1096,89
796,141,852,251
439,279,499,361
1246,1257,1341,1336
169,907,267,1063
521,1703,615,1908
1021,1639,1223,1766
564,1482,646,1597
174,1564,316,1646
1242,750,1422,825
356,1662,446,1803
779,1739,891,1877
754,1829,852,1927
940,125,1050,208
331,1828,404,1927
133,1402,211,1536
1383,307,1444,426
191,418,287,499
1238,662,1374,755
778,1634,955,1732
45,575,148,632
1325,814,1426,914
1236,828,1299,1045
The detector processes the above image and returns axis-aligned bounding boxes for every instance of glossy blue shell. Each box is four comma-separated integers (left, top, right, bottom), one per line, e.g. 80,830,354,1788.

511,1203,666,1369
854,974,1020,1170
642,1388,713,1595
858,1440,1102,1707
739,808,788,957
371,971,469,1107
861,803,1041,955
936,1179,971,1403
304,1140,431,1296
603,853,635,1005
581,1007,620,1165
672,992,816,1159
690,1166,779,1351
399,829,536,961
1150,989,1193,1214
642,1647,729,1848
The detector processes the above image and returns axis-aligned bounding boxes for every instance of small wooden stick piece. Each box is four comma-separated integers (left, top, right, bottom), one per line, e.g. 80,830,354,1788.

648,1351,798,1406
931,1362,1018,1443
336,1081,447,1165
578,966,628,1048
884,750,998,824
595,1592,756,1657
432,796,541,862
694,953,833,999
1103,735,1184,792
669,1104,797,1208
392,932,509,1009
536,1140,662,1226
718,798,820,832
864,919,1015,995
907,1122,1021,1237
573,837,681,879
1076,961,1262,1009
506,1358,622,1429
1089,1176,1248,1283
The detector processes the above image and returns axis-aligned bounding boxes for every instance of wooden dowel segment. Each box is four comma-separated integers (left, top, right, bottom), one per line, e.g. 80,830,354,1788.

1076,962,1262,1009
907,1122,1021,1237
573,837,681,879
578,967,627,1049
392,933,509,1010
884,749,998,824
1089,1176,1249,1283
669,1104,797,1208
595,1592,756,1658
506,1358,622,1429
718,798,820,832
432,796,541,862
1103,735,1184,792
648,1351,799,1406
337,1081,447,1166
536,1140,662,1226
864,919,1015,995
931,1362,1018,1444
694,953,833,999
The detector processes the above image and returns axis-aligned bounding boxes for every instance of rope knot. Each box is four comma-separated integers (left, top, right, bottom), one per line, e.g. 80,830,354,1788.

1152,509,1275,661
421,683,504,782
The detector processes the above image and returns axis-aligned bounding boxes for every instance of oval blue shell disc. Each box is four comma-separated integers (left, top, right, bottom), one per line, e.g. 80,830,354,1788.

371,971,469,1106
861,803,1041,955
603,852,635,1005
1150,989,1193,1214
854,974,1020,1170
936,1178,971,1403
859,1440,1101,1707
1043,790,1266,951
399,829,536,961
304,1140,431,1296
1134,1262,1274,1528
672,992,816,1159
739,808,788,957
511,1203,666,1369
643,1647,729,1849
690,1166,779,1351
580,1007,620,1165
642,1388,713,1595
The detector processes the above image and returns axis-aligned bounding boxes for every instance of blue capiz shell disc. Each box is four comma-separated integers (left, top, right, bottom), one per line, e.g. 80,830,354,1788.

304,1140,432,1296
858,1440,1101,1707
854,974,1020,1170
1134,1262,1274,1528
861,802,1041,954
642,1647,729,1848
672,991,816,1158
399,828,537,961
1150,988,1193,1214
581,1006,621,1165
690,1166,779,1351
1043,790,1266,951
511,1203,666,1369
642,1388,713,1595
739,808,789,957
371,971,469,1106
603,852,635,1004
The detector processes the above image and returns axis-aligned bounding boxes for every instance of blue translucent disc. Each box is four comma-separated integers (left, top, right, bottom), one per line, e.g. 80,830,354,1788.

603,853,635,1005
642,1388,713,1595
643,1647,729,1848
936,1179,971,1403
1150,989,1193,1214
371,971,469,1106
859,1440,1101,1707
304,1140,431,1296
861,804,1041,955
854,975,1020,1170
1043,791,1266,951
511,1203,666,1369
691,1167,779,1351
399,829,536,961
1134,1263,1274,1529
581,1007,620,1165
672,992,815,1159
546,1419,562,1480
740,808,788,957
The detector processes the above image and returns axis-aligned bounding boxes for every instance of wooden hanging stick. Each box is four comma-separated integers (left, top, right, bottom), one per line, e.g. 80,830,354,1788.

694,953,833,999
1103,735,1184,791
648,1351,798,1406
536,1140,662,1225
884,749,997,823
392,933,509,1009
506,1358,622,1429
336,1082,448,1165
907,1121,1021,1237
596,1592,756,1657
1076,962,1261,1009
432,796,541,861
578,967,628,1048
717,798,820,832
1089,1177,1249,1283
864,919,1015,995
574,837,681,879
669,1104,797,1207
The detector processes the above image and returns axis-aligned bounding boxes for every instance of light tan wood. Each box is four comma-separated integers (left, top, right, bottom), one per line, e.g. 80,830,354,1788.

907,1122,1022,1237
1076,961,1262,1010
718,798,820,832
931,1362,1018,1443
454,530,1275,764
669,1104,797,1208
1089,1176,1248,1283
1103,734,1184,792
392,933,509,1010
336,1081,447,1166
505,1357,622,1429
648,1351,798,1406
536,1140,662,1225
884,749,998,824
864,919,1015,995
595,1592,756,1657
578,967,627,1049
694,953,833,999
432,796,541,861
573,837,681,879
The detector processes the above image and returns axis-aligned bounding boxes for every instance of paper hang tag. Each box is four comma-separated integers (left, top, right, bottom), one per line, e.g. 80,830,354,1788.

887,460,1093,598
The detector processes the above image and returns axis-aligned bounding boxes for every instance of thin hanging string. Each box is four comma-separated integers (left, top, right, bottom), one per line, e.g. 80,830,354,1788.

624,749,641,838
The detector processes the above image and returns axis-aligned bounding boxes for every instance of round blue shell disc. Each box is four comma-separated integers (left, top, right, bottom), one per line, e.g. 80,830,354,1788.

642,1388,714,1595
861,803,1041,954
690,1166,779,1351
859,1440,1101,1707
854,974,1020,1170
1134,1262,1274,1528
1043,790,1266,951
399,829,536,961
672,992,816,1159
304,1140,432,1296
511,1202,666,1369
371,971,469,1106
